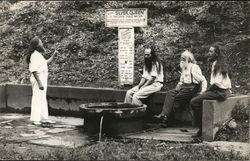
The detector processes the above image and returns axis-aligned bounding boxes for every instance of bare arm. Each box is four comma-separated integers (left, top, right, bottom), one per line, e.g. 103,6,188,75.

47,50,58,64
138,77,147,89
176,72,183,90
141,76,156,89
32,72,44,90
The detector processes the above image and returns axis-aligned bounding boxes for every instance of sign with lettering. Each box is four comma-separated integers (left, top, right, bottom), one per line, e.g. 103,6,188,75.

118,28,134,84
105,8,147,27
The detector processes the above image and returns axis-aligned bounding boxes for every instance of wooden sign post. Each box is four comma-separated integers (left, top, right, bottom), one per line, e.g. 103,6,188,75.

105,8,147,85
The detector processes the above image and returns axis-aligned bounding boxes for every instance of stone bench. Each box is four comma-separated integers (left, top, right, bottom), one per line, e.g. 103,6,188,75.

147,93,250,141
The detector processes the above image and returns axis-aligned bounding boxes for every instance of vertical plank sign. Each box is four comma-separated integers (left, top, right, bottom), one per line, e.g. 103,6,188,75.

105,9,147,85
118,28,134,84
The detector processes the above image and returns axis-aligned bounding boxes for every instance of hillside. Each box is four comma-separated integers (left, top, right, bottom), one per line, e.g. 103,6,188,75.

0,1,249,93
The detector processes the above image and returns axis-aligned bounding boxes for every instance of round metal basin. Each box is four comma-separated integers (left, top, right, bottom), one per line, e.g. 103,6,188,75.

80,102,147,135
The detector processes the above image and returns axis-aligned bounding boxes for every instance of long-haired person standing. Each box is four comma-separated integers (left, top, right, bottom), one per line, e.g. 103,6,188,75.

124,45,164,105
154,50,207,126
190,46,232,138
26,36,57,125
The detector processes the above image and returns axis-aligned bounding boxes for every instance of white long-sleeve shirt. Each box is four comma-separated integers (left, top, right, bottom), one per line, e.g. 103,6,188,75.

179,63,207,92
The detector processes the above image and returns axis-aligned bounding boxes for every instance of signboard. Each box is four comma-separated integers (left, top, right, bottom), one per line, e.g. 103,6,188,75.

118,28,134,85
105,8,147,27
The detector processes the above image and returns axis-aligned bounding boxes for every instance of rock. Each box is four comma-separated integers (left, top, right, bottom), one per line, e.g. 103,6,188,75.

228,119,237,129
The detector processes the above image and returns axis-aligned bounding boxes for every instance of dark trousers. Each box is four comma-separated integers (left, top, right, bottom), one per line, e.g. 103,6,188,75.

190,84,230,130
161,84,200,116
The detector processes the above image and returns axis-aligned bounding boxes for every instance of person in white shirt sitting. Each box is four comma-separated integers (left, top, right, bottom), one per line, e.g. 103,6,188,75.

190,46,232,138
124,45,164,105
26,36,58,125
154,50,207,126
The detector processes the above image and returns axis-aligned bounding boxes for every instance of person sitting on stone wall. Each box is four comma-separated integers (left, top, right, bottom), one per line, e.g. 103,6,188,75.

190,46,232,138
154,50,207,126
124,45,164,105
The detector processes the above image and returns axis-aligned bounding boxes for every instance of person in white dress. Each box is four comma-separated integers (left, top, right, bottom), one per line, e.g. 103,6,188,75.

26,36,57,125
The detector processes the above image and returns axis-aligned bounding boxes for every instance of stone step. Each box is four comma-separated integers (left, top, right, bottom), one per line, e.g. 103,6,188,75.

123,127,199,142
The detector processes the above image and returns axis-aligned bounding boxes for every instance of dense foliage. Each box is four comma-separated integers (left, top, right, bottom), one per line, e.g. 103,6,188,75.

0,1,249,93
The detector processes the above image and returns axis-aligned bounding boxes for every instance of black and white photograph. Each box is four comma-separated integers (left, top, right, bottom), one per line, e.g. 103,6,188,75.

0,1,249,160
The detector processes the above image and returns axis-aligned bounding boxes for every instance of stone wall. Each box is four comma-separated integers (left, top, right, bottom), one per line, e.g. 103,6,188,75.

202,95,250,141
0,84,6,112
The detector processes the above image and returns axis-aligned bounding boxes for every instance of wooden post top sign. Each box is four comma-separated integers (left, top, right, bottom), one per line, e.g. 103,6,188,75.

105,8,147,27
105,8,147,85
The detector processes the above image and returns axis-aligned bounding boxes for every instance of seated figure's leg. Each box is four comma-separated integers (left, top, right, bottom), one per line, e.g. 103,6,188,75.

160,89,179,116
161,86,198,116
132,83,163,105
190,90,222,135
124,86,139,103
173,87,199,111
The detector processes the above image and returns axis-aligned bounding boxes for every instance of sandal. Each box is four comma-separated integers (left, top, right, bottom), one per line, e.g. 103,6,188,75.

41,120,56,124
32,121,41,125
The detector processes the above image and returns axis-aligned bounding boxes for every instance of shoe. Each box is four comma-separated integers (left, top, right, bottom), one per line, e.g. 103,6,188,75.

32,121,41,125
153,114,163,119
154,114,168,120
159,123,168,128
41,120,56,124
161,115,168,124
154,114,168,126
192,129,202,138
192,137,203,143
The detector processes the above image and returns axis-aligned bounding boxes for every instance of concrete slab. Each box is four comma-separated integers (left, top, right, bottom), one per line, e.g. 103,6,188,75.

48,116,84,126
29,131,89,148
45,128,73,134
0,113,29,120
0,113,87,148
124,127,199,143
1,113,200,146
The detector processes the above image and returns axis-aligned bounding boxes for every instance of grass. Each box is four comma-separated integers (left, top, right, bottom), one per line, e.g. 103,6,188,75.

0,138,248,160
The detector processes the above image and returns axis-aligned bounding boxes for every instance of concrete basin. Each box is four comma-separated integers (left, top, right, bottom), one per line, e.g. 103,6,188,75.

80,102,147,135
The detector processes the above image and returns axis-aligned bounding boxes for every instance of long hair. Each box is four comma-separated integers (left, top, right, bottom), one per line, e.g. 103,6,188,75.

181,50,197,64
144,46,162,74
212,46,229,78
26,36,44,64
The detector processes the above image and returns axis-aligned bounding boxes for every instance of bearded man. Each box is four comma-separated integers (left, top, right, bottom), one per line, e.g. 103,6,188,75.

124,45,164,105
154,50,207,125
190,46,232,138
26,36,58,125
